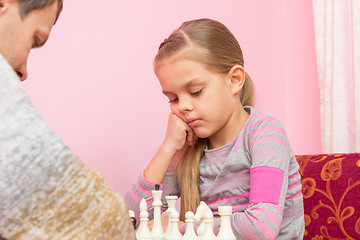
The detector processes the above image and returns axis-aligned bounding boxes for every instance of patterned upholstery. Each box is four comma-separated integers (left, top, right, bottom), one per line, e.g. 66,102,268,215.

296,153,360,240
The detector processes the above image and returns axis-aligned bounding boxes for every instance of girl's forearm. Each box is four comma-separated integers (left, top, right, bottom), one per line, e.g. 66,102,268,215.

143,142,177,183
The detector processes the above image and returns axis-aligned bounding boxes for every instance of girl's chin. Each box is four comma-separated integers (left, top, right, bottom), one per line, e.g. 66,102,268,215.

193,131,209,139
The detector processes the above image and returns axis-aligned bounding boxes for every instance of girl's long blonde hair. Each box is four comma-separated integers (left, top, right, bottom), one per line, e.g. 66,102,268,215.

154,18,255,220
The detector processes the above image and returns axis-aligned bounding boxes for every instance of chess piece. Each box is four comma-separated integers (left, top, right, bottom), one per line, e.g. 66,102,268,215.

198,211,218,240
136,198,152,240
194,201,214,237
152,184,165,240
182,211,198,240
166,210,182,240
217,206,236,240
165,193,178,238
128,210,137,229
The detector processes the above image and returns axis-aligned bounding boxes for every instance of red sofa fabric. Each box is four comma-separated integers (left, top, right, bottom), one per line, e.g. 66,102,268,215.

296,153,360,240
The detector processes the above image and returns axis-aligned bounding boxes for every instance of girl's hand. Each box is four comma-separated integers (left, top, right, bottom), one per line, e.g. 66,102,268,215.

162,112,194,154
143,112,195,184
147,216,168,232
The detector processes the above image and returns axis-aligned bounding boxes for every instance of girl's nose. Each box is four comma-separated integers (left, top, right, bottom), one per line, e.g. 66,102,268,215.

178,97,194,112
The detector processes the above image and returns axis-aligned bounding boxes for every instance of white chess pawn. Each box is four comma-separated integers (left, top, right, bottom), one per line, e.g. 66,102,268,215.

198,211,218,240
152,184,165,240
182,211,199,240
136,198,152,240
217,206,236,240
165,194,179,238
166,210,182,240
128,210,137,229
194,201,214,237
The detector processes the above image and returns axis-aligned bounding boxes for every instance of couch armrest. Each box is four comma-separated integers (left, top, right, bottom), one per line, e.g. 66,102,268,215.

296,153,360,239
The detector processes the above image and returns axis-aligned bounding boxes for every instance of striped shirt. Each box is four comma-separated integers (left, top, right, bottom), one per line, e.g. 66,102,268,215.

126,106,304,239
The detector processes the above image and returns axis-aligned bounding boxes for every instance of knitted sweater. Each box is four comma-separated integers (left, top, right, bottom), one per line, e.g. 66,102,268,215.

126,106,304,240
0,54,135,240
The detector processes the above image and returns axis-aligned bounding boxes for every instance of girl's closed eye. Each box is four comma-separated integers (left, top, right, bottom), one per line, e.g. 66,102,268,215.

168,97,178,103
191,89,202,96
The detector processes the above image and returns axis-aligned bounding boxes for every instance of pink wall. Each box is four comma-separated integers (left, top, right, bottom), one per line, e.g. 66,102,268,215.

23,0,321,195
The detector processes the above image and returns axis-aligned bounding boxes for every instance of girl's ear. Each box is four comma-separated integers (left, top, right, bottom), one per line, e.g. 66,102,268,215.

228,65,245,95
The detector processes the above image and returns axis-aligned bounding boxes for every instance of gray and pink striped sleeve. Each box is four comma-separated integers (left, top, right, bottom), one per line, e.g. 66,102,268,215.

125,169,179,222
229,108,303,239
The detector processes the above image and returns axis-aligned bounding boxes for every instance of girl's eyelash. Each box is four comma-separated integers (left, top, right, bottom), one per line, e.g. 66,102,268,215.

168,98,178,103
191,89,202,95
168,89,202,103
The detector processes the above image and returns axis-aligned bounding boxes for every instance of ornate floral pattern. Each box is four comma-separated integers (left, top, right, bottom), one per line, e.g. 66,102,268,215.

296,153,360,240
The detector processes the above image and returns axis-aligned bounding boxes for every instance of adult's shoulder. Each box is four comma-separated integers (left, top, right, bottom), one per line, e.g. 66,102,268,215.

0,53,11,71
0,53,21,88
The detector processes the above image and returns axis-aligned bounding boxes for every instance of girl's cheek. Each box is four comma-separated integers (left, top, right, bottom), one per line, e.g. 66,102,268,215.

170,107,187,123
170,105,177,115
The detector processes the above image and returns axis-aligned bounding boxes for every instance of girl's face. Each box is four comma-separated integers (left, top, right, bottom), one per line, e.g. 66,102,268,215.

155,57,245,149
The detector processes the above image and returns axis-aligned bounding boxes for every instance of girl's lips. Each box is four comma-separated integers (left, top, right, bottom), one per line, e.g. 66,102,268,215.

188,119,201,127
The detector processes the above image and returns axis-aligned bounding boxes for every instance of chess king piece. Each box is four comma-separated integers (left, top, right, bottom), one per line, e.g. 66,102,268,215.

165,193,178,238
217,206,236,240
198,211,218,240
136,198,152,240
194,201,214,237
152,184,165,240
182,211,198,240
166,210,182,240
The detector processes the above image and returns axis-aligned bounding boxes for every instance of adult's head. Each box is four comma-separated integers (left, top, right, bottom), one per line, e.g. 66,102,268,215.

0,0,63,81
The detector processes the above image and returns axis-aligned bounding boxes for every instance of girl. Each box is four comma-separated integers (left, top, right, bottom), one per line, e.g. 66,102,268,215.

126,18,304,239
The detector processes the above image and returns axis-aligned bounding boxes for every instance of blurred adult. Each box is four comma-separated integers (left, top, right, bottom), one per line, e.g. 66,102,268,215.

0,0,135,239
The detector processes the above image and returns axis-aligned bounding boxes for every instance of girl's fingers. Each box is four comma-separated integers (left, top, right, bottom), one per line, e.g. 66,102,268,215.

147,219,153,231
171,113,195,145
186,127,194,145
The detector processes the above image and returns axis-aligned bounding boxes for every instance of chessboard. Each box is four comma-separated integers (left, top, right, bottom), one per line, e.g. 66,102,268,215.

129,184,236,240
